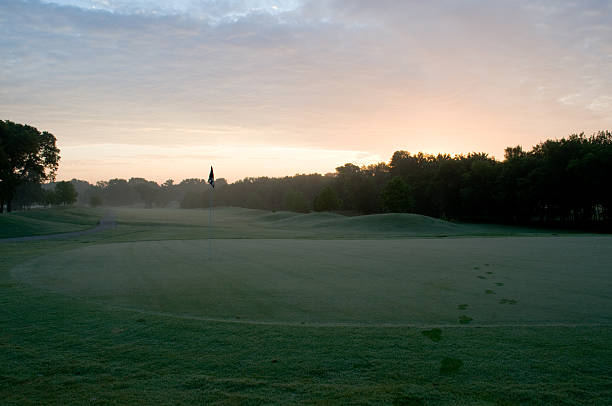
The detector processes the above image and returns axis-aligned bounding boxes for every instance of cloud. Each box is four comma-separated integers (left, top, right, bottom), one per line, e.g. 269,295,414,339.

1,0,611,181
38,0,304,21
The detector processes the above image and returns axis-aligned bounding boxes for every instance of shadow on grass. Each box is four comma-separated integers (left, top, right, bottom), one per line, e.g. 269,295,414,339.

421,328,442,342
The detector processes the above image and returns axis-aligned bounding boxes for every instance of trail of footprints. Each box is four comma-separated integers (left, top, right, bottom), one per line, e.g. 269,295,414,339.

423,263,519,332
467,263,519,324
421,263,519,375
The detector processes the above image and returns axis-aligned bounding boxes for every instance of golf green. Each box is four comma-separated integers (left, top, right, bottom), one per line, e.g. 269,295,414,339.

13,236,612,325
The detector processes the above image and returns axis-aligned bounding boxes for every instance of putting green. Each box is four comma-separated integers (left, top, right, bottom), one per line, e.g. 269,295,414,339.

12,237,612,325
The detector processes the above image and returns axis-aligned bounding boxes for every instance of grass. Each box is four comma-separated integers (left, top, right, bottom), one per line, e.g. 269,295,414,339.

421,329,442,342
0,207,103,238
1,207,612,404
439,358,463,374
12,236,612,325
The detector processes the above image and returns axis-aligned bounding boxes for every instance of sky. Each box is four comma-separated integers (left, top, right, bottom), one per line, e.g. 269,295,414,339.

1,0,611,183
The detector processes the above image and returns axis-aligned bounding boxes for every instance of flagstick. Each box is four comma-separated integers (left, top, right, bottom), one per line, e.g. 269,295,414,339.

208,187,213,261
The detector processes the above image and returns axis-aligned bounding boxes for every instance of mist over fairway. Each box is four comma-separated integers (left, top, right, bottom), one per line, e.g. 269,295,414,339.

2,207,612,404
107,207,565,240
3,0,612,402
12,208,612,326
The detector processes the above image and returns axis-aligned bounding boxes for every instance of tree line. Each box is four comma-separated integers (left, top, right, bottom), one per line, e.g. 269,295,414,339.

2,119,611,228
69,132,612,228
188,131,612,229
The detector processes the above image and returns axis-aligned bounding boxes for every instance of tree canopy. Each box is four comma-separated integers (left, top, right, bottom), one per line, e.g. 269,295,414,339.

0,120,60,212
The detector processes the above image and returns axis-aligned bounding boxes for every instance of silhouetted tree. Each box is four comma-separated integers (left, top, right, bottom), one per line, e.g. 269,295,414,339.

381,177,413,213
314,186,341,211
54,181,77,205
0,120,60,212
105,178,138,206
12,181,44,210
284,189,309,212
130,177,160,208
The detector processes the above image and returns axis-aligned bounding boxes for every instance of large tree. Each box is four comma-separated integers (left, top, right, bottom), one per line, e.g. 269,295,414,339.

0,120,60,212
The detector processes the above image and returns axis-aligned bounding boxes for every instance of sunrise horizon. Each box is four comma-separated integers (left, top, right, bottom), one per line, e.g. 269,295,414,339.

3,0,610,184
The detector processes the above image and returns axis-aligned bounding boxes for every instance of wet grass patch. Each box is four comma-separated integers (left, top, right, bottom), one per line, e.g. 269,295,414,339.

458,315,473,324
421,328,442,342
440,357,463,374
457,304,468,310
499,298,518,305
485,289,495,294
393,395,426,406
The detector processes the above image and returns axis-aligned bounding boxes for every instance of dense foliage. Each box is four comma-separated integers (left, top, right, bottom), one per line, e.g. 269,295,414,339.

8,131,611,229
211,131,612,228
0,120,60,212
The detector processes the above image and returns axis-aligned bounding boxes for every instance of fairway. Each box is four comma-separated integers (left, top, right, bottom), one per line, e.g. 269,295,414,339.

13,235,612,325
3,208,612,405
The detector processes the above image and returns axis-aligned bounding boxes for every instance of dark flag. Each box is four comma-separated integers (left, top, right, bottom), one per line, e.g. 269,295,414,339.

208,166,215,188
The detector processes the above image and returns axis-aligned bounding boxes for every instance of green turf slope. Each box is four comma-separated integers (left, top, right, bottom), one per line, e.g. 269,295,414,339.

0,207,103,238
270,212,463,235
13,236,612,325
111,207,554,240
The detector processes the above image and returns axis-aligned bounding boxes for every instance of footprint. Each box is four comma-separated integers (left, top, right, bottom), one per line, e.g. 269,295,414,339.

473,266,480,270
485,289,495,294
499,298,517,305
457,304,468,310
458,315,473,324
486,271,493,275
485,263,490,266
477,276,486,280
495,282,504,286
422,328,442,342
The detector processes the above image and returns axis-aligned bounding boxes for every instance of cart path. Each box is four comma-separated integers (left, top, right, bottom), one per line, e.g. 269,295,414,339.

0,211,116,243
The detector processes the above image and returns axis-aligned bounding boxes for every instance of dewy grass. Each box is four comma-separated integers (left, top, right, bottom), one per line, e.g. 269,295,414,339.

440,357,463,374
1,207,611,404
458,315,473,324
421,328,442,342
0,207,103,238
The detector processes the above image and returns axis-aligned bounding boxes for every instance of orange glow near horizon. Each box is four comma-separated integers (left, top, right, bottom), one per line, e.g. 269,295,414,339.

2,0,610,184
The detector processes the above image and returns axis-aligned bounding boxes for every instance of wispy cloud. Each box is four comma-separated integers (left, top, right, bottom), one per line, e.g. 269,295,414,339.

1,0,611,182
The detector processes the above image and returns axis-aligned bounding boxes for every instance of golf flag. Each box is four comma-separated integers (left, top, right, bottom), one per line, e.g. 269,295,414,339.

208,166,215,188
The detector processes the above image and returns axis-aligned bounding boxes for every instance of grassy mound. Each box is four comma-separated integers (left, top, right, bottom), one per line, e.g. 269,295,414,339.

106,207,568,241
329,213,463,234
0,207,103,238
